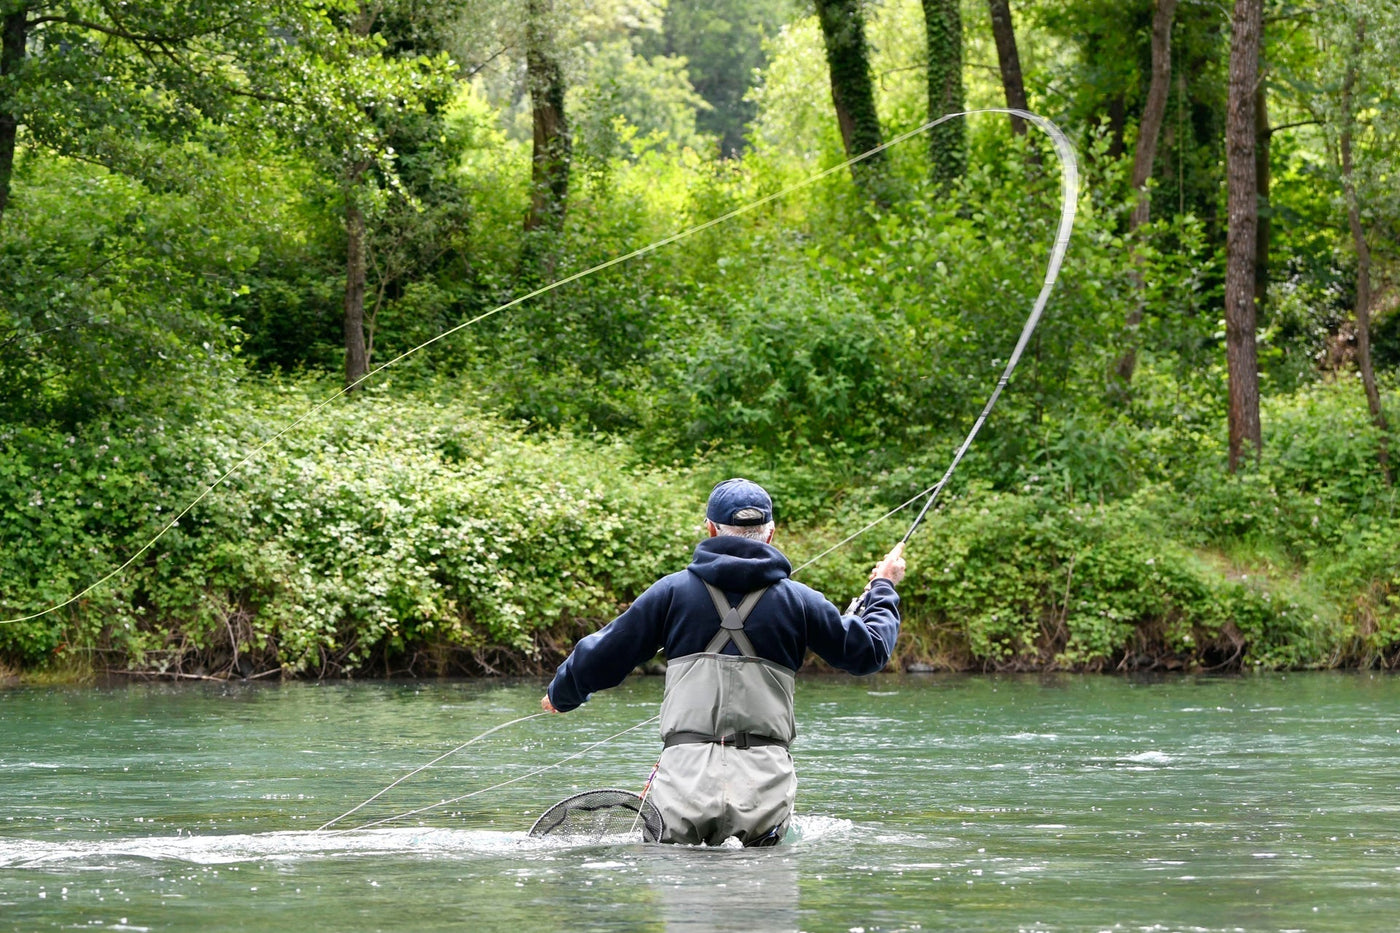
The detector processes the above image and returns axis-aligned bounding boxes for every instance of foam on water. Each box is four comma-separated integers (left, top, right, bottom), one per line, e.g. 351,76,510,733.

0,827,531,869
0,813,862,870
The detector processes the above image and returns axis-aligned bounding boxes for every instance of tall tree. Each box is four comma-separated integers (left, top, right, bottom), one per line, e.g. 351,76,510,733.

1036,0,1227,233
524,0,570,232
278,2,459,389
0,0,453,390
0,2,25,224
1338,12,1391,483
1224,0,1263,471
1127,0,1178,237
343,182,371,388
813,0,885,193
0,0,294,228
986,0,1029,138
923,0,965,186
340,4,376,390
1115,0,1178,385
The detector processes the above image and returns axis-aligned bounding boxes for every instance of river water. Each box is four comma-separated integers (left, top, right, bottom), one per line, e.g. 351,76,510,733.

2,673,1398,932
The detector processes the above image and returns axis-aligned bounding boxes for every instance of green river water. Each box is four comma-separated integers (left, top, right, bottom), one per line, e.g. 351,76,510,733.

2,673,1398,932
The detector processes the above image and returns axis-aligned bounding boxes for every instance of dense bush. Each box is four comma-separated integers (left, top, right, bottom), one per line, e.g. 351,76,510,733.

0,159,248,428
0,380,703,676
893,487,1331,672
2,377,1396,677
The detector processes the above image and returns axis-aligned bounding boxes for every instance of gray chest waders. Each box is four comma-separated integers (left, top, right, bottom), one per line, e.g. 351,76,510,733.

650,582,798,846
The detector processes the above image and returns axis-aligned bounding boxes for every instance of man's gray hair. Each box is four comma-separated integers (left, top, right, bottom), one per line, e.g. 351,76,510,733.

713,517,776,541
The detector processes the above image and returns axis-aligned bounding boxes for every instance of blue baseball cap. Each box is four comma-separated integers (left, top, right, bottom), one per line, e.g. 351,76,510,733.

706,478,773,526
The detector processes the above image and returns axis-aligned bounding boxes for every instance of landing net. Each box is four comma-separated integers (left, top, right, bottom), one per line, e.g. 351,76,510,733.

528,789,663,843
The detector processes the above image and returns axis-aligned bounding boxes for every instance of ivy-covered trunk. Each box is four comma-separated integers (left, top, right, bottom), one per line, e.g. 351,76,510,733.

1224,0,1263,472
922,0,964,187
0,4,28,226
813,0,885,194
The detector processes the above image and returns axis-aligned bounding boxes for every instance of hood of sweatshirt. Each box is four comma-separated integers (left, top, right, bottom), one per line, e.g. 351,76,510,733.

686,535,792,593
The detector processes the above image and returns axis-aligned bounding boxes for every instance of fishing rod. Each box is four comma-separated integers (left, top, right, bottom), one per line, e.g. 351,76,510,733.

896,111,1077,543
805,108,1078,611
316,110,1078,829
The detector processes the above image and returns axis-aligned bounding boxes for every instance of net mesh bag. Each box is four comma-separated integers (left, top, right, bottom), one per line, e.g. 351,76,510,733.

528,789,663,842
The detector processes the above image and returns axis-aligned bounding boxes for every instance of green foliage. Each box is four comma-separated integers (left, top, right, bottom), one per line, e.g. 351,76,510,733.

0,379,702,675
1321,520,1400,666
642,0,794,155
0,417,213,665
891,485,1334,672
1168,380,1399,561
4,0,323,187
643,266,899,453
0,158,247,426
2,376,1396,676
3,0,1400,682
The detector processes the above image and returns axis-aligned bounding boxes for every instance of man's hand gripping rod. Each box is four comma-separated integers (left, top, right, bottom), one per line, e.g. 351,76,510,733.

845,540,908,614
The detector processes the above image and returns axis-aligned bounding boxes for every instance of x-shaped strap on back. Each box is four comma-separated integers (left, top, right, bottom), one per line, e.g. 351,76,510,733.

701,582,769,657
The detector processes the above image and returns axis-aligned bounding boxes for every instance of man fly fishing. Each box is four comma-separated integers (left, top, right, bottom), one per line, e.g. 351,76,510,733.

541,477,905,846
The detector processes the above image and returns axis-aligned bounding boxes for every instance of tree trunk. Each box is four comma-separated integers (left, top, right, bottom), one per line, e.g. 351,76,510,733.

813,0,885,193
340,3,374,390
1114,0,1178,385
1339,15,1391,484
1253,80,1271,313
922,0,965,187
343,188,369,389
1105,94,1127,160
1128,0,1177,233
986,0,1028,137
0,4,29,227
1224,0,1263,472
524,0,570,231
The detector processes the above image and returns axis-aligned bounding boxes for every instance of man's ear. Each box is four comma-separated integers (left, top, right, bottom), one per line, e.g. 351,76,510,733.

764,527,775,544
706,520,719,538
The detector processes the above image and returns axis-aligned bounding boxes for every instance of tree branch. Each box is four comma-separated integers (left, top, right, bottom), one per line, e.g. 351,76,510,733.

26,10,240,45
29,8,289,104
0,314,98,350
26,15,171,42
1268,118,1321,135
463,44,512,79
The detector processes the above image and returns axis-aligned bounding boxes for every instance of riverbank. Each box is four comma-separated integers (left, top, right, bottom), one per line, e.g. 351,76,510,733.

3,377,1397,682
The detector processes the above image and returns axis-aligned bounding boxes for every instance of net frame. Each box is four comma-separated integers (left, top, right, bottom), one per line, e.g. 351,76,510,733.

528,788,663,842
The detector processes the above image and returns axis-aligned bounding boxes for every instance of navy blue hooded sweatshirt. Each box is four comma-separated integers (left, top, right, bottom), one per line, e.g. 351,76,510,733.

546,535,901,712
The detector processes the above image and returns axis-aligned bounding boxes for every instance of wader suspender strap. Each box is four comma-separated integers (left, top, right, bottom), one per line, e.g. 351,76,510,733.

700,582,769,657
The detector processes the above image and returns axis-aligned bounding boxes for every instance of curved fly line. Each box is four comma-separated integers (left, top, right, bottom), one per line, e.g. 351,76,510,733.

0,108,1077,627
320,714,660,834
793,108,1078,572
